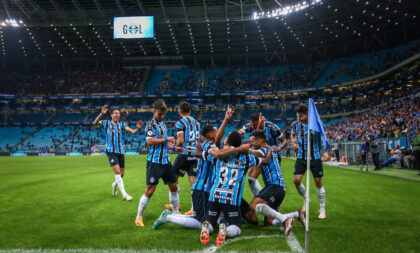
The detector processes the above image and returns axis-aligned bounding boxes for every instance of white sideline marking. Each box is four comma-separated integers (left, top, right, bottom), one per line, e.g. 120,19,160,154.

203,233,304,253
0,233,303,253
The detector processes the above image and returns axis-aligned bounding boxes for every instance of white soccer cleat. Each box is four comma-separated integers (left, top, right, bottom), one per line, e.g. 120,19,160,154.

318,209,326,220
112,182,118,196
123,194,133,201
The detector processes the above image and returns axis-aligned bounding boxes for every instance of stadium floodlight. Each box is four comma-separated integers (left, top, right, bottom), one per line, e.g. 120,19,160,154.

252,0,322,20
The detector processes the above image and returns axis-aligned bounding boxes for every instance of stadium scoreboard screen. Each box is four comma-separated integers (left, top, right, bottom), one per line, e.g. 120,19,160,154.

113,16,154,39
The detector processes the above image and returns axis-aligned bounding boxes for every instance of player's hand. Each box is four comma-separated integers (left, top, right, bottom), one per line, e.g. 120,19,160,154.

175,147,185,153
225,105,234,120
136,120,143,129
101,105,109,114
271,145,279,152
223,137,228,146
167,137,175,144
293,143,299,150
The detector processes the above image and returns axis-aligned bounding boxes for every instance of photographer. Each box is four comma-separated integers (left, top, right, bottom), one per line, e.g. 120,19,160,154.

332,137,340,162
369,135,381,171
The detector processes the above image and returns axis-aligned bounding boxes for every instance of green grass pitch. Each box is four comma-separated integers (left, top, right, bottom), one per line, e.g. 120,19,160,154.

0,155,419,253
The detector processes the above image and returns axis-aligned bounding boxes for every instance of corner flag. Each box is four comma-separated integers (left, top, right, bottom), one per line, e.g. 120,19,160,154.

308,98,329,150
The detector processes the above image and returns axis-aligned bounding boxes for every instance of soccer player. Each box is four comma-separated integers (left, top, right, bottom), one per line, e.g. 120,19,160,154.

248,130,305,235
238,113,287,196
291,104,329,219
93,105,143,201
200,131,272,246
135,99,184,227
152,106,241,231
166,102,200,215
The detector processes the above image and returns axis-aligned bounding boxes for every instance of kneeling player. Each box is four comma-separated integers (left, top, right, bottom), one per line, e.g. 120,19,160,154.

200,131,271,246
248,131,305,235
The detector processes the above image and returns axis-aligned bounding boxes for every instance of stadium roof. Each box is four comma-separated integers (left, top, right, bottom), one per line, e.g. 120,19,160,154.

0,0,419,67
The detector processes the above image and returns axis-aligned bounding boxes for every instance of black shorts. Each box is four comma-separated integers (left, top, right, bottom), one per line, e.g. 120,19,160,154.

294,158,324,178
256,185,285,211
205,201,241,226
106,152,125,168
146,161,177,185
192,189,210,222
173,154,198,177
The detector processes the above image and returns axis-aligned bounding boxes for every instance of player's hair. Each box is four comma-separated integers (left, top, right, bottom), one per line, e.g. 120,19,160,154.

179,102,192,114
153,99,167,112
201,125,215,138
250,113,259,122
295,104,308,114
227,131,242,148
111,108,120,114
250,130,267,142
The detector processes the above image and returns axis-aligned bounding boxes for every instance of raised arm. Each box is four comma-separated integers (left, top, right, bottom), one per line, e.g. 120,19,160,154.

93,105,108,126
125,120,144,135
257,113,266,130
215,105,234,146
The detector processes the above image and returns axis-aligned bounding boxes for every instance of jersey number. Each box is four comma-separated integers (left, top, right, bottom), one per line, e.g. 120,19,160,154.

219,166,238,186
189,131,196,141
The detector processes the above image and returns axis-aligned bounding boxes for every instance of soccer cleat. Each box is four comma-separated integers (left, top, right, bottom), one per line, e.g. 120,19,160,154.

165,204,181,211
318,209,327,220
123,194,133,201
135,217,144,227
153,210,171,230
184,209,195,216
283,218,294,236
112,182,118,196
200,221,210,245
298,209,306,228
215,223,227,247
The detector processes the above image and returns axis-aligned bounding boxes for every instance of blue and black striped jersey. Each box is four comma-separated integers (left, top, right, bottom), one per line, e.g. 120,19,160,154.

239,121,284,146
192,141,217,192
291,122,322,160
145,119,171,165
175,116,200,156
258,147,285,188
204,151,261,206
101,120,127,154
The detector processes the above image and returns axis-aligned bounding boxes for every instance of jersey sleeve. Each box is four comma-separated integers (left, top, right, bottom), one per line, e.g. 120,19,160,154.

100,120,107,129
238,124,248,133
249,154,262,167
270,123,284,139
291,121,298,134
123,122,129,131
203,147,218,161
175,120,186,133
145,122,156,139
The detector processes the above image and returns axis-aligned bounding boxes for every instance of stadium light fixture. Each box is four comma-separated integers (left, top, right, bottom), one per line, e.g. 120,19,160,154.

252,0,322,20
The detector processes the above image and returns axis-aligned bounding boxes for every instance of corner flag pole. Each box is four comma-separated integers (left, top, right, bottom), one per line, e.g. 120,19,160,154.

305,128,311,253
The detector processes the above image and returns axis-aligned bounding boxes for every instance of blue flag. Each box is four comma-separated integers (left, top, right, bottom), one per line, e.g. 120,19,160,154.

308,98,329,150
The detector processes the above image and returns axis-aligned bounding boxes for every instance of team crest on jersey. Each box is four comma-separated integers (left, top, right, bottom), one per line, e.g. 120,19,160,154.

270,196,276,203
147,131,153,136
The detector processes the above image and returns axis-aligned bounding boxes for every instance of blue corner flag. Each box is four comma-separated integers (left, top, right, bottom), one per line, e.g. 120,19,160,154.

308,98,329,150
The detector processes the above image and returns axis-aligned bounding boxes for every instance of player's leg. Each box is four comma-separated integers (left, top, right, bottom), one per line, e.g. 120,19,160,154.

240,198,258,225
311,159,326,219
248,166,263,196
165,155,187,211
135,184,156,227
184,159,198,215
294,159,309,206
201,201,219,245
216,204,242,246
162,163,180,214
108,153,130,200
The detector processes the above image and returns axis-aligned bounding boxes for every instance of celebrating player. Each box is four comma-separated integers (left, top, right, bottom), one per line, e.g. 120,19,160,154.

152,106,240,231
291,104,329,219
93,105,143,201
238,113,287,196
248,130,305,235
200,131,272,246
135,99,184,227
166,102,200,215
